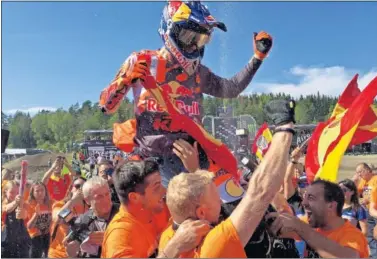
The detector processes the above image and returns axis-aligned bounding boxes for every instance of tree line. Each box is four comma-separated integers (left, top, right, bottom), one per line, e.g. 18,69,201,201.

1,93,360,152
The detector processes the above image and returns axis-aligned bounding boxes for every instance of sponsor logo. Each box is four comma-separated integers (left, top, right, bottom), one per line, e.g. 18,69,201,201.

168,1,182,17
164,34,192,71
160,81,194,98
147,98,200,116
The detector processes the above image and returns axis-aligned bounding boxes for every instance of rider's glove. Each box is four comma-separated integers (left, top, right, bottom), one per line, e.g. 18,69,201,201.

253,31,273,60
265,100,296,126
117,59,149,90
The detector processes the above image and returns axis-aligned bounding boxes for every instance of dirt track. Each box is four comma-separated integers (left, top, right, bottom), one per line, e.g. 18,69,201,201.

2,152,68,180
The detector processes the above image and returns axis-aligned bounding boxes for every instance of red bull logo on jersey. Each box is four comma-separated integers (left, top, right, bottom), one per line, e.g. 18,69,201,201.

147,98,200,116
160,81,194,98
146,81,200,115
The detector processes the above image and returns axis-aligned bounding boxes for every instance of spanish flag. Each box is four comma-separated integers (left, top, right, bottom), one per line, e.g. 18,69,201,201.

252,123,273,161
331,74,377,146
306,76,377,184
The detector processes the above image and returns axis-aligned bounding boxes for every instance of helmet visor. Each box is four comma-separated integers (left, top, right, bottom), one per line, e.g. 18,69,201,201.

177,28,211,52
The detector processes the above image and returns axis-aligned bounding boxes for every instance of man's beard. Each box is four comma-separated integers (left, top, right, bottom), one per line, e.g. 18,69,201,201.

309,212,325,228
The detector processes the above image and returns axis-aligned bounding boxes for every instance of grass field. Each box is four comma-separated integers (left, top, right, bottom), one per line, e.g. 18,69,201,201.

336,154,377,180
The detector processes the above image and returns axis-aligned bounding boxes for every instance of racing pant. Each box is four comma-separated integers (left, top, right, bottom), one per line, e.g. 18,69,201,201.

132,136,210,188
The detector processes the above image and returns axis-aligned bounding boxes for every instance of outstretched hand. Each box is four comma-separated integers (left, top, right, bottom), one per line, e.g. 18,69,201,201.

173,139,200,173
253,31,273,60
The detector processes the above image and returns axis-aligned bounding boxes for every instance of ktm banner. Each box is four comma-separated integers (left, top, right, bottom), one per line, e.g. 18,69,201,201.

252,123,273,161
306,76,377,184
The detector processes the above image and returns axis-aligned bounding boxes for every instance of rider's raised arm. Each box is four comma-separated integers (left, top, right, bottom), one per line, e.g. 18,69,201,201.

99,53,148,114
199,57,262,98
200,31,272,98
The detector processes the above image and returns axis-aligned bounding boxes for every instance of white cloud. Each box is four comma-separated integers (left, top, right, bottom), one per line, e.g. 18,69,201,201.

4,106,57,116
246,66,377,98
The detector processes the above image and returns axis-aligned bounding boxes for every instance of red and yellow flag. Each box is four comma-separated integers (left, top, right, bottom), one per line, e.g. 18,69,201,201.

331,74,377,146
306,76,377,183
251,123,273,161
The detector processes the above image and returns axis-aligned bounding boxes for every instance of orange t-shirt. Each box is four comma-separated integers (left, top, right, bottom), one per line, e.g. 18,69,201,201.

315,220,369,258
159,224,195,258
101,205,169,258
47,174,71,201
357,175,377,208
26,201,53,238
196,218,246,258
48,200,87,258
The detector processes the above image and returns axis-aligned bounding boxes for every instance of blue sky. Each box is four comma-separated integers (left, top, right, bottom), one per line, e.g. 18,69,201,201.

2,1,377,115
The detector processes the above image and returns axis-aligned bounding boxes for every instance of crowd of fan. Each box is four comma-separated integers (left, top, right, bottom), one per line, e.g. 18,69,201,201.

2,108,377,258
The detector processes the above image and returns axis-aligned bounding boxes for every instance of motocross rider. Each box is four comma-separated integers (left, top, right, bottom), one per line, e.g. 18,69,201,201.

99,0,273,187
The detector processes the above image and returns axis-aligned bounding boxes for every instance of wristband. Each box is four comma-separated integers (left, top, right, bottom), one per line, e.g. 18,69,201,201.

274,128,296,135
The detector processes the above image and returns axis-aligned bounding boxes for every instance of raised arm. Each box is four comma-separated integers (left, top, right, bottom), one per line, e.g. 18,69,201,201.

229,100,296,246
42,159,59,185
200,31,272,98
99,52,148,114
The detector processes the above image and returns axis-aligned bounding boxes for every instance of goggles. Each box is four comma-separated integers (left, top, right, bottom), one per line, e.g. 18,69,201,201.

177,28,212,49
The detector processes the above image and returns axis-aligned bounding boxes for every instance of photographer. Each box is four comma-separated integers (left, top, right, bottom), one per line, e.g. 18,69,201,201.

63,176,119,258
48,177,87,258
98,160,120,204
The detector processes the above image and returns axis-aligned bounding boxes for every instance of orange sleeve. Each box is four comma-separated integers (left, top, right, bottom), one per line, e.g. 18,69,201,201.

198,218,246,258
25,203,39,237
102,227,143,258
338,231,369,258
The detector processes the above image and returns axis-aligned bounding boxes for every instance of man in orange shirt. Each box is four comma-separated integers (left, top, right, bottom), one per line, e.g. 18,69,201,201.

266,179,369,258
101,159,170,258
101,159,210,258
42,157,74,201
159,100,297,258
356,163,377,204
355,163,377,257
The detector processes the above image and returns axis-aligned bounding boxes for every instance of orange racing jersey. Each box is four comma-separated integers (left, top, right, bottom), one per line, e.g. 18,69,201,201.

99,49,262,158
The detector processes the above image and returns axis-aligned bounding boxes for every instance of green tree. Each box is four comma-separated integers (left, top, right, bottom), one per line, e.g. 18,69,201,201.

8,112,36,148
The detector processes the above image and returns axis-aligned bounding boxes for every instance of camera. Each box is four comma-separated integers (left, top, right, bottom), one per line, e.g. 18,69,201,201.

58,208,91,243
